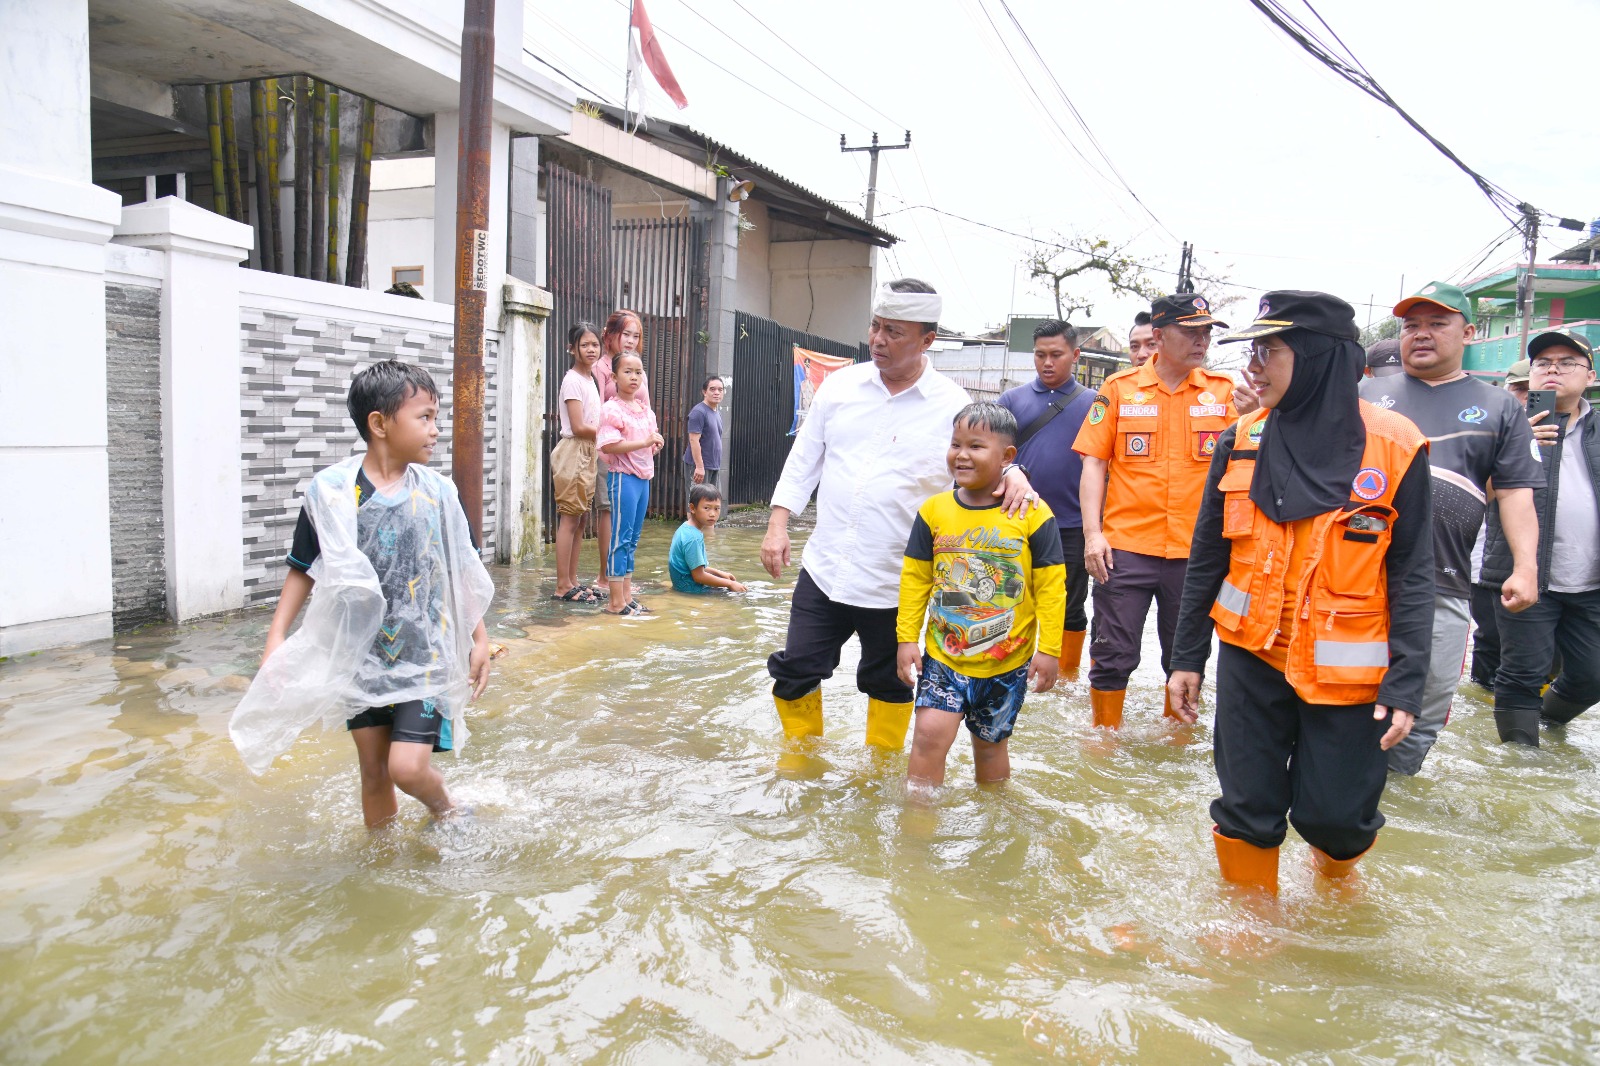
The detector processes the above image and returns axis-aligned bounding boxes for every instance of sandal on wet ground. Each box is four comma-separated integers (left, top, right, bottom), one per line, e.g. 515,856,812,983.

604,602,646,616
552,586,600,605
627,599,652,613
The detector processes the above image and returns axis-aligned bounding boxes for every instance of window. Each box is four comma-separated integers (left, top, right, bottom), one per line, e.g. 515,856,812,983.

392,266,424,286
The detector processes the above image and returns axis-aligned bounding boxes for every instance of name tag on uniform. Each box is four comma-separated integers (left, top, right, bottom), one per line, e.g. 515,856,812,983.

1189,404,1227,417
1120,404,1158,417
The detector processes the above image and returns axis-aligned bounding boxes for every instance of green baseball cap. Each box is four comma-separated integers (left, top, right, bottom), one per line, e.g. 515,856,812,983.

1393,281,1473,318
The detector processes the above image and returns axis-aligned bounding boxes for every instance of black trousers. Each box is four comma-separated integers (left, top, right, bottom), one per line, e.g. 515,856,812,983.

767,569,913,703
1059,525,1090,633
1469,583,1501,689
1211,642,1390,860
1087,549,1187,690
1494,586,1600,738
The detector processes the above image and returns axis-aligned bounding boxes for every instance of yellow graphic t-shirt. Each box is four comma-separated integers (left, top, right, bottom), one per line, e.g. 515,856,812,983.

897,490,1067,677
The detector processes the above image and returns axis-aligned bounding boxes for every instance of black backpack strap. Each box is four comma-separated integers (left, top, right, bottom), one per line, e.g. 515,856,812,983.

1015,382,1082,448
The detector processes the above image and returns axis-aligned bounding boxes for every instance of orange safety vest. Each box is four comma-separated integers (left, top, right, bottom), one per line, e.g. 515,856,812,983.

1209,402,1426,705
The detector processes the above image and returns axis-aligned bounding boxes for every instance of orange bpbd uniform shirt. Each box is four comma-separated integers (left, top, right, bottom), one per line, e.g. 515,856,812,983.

1071,360,1237,559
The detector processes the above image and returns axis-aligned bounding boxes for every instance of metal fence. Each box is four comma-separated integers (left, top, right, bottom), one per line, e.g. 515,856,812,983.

727,311,867,506
542,163,612,542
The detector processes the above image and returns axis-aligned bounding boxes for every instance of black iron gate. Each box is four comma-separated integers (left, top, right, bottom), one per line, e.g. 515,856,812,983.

542,164,612,541
614,216,708,521
727,311,867,506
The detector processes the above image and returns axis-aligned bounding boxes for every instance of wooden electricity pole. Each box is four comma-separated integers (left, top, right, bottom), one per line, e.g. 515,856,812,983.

841,131,910,224
452,0,495,542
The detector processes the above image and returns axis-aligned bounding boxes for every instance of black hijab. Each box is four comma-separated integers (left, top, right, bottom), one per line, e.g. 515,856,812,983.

1248,327,1367,524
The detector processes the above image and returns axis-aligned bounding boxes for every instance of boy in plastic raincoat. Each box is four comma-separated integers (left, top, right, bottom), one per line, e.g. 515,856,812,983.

231,360,495,826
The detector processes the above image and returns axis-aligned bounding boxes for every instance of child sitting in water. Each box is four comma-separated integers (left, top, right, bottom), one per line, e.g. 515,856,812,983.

230,360,494,828
896,402,1065,792
669,484,747,594
596,351,663,616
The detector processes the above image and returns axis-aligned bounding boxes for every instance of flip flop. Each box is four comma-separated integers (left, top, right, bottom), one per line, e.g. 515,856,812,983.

627,599,652,613
553,587,599,605
604,602,644,617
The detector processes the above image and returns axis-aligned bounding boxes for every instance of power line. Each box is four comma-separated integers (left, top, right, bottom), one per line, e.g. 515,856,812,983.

521,49,619,105
720,0,905,130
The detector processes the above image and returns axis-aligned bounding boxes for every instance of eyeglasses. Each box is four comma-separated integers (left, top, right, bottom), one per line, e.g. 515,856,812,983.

1247,344,1291,365
1530,358,1593,375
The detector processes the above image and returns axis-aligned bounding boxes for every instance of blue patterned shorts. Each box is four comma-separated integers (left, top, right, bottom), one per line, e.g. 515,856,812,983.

915,657,1029,743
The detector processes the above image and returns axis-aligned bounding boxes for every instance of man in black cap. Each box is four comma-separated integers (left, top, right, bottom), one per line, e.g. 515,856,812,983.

1482,330,1600,743
1168,291,1434,895
1359,281,1543,776
1365,338,1402,378
1072,293,1255,730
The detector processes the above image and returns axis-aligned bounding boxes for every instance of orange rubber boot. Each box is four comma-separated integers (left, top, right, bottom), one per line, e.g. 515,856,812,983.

1090,688,1125,729
1212,827,1279,896
1308,842,1371,880
1057,630,1087,681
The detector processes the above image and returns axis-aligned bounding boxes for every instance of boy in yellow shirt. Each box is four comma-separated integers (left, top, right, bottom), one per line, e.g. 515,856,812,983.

897,402,1066,789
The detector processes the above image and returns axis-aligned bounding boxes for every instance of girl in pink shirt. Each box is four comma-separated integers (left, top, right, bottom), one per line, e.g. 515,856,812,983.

596,352,663,615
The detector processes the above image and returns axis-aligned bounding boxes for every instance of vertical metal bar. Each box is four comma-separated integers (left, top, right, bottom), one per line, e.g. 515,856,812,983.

205,85,228,216
326,87,341,283
346,95,376,288
293,76,311,277
452,0,496,542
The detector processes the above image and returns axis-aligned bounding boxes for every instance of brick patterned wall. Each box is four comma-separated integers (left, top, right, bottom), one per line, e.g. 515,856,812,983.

106,282,167,628
239,310,499,606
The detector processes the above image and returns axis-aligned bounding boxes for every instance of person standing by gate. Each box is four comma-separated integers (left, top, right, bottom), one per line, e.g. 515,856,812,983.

1168,291,1434,894
761,279,1036,755
1072,293,1255,729
591,310,653,596
998,320,1097,679
684,375,725,493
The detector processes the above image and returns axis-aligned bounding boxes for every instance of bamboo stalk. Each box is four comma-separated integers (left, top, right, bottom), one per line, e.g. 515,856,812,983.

205,85,227,216
346,95,376,288
249,79,276,273
264,77,285,272
220,83,244,224
293,76,311,277
310,80,328,282
326,87,341,284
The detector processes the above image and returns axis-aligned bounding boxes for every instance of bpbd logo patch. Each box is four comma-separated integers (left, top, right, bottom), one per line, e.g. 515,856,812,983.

1126,433,1150,456
1198,430,1220,456
1352,467,1388,500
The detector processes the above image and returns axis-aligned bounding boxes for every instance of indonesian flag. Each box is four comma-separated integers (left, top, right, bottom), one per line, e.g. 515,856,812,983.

626,0,687,129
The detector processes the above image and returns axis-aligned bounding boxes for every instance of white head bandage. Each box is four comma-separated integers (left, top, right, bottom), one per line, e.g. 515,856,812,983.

872,283,942,326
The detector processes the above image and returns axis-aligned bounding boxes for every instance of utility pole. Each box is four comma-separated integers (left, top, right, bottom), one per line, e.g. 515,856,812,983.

453,0,495,543
840,131,910,224
1515,203,1539,363
1175,241,1194,293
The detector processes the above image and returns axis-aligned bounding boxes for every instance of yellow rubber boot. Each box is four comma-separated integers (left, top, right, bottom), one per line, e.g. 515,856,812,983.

865,698,914,750
1213,827,1280,896
1090,688,1125,730
1058,630,1086,681
774,690,824,740
1308,841,1371,880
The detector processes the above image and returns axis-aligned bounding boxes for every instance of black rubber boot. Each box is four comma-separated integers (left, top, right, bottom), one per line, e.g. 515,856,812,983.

1542,690,1593,728
1495,707,1542,746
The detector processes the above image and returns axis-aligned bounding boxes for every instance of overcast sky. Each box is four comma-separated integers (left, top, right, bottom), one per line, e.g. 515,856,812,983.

523,0,1598,339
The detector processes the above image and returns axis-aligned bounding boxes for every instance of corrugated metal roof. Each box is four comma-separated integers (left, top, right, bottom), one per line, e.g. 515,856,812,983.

584,102,897,247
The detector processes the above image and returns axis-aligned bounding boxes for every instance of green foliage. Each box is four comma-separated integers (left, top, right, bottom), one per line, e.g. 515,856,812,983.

1360,316,1400,347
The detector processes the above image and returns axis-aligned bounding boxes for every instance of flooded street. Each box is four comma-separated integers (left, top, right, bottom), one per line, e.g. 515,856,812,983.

3,518,1599,1064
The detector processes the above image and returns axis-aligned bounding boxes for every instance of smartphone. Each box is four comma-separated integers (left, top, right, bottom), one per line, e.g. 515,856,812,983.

1526,389,1558,423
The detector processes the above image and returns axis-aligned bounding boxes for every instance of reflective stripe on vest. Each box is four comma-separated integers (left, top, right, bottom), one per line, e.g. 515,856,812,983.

1215,579,1251,617
1313,640,1388,669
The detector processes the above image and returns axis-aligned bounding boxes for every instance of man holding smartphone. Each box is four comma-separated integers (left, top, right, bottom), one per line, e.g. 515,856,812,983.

1360,282,1544,775
1483,330,1600,744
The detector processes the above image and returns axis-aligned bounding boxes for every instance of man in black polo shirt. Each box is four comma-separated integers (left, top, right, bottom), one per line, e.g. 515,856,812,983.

1359,281,1543,775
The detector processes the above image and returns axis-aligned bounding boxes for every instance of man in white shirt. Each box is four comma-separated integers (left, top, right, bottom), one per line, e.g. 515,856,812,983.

761,279,1036,753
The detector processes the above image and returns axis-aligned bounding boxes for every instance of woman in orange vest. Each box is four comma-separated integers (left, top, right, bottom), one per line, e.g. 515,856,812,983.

1167,291,1436,895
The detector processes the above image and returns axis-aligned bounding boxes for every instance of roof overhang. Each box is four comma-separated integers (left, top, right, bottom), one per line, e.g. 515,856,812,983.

1464,263,1600,301
87,0,575,135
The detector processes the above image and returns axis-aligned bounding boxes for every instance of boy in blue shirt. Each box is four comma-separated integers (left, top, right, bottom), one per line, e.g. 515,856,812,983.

669,484,747,594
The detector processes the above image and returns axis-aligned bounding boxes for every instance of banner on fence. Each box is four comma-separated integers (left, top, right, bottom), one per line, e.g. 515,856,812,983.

789,345,854,434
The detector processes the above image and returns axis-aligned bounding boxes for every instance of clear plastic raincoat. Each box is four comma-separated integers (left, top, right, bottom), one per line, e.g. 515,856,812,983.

230,456,494,775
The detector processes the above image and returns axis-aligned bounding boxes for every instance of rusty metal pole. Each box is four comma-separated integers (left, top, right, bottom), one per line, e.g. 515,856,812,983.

452,0,495,542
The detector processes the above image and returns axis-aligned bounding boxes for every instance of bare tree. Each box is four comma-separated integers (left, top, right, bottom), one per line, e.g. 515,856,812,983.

1027,235,1160,320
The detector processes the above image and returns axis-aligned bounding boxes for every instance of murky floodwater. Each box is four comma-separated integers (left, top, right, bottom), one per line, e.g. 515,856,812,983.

3,517,1599,1064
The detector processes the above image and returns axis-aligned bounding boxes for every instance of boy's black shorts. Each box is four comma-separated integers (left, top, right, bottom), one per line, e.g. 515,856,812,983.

346,699,452,752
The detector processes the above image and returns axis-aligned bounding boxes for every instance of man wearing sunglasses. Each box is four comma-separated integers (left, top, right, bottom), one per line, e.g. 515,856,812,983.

1359,281,1544,776
1482,331,1600,744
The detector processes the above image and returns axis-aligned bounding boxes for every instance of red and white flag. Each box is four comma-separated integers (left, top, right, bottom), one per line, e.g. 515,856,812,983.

626,0,687,130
